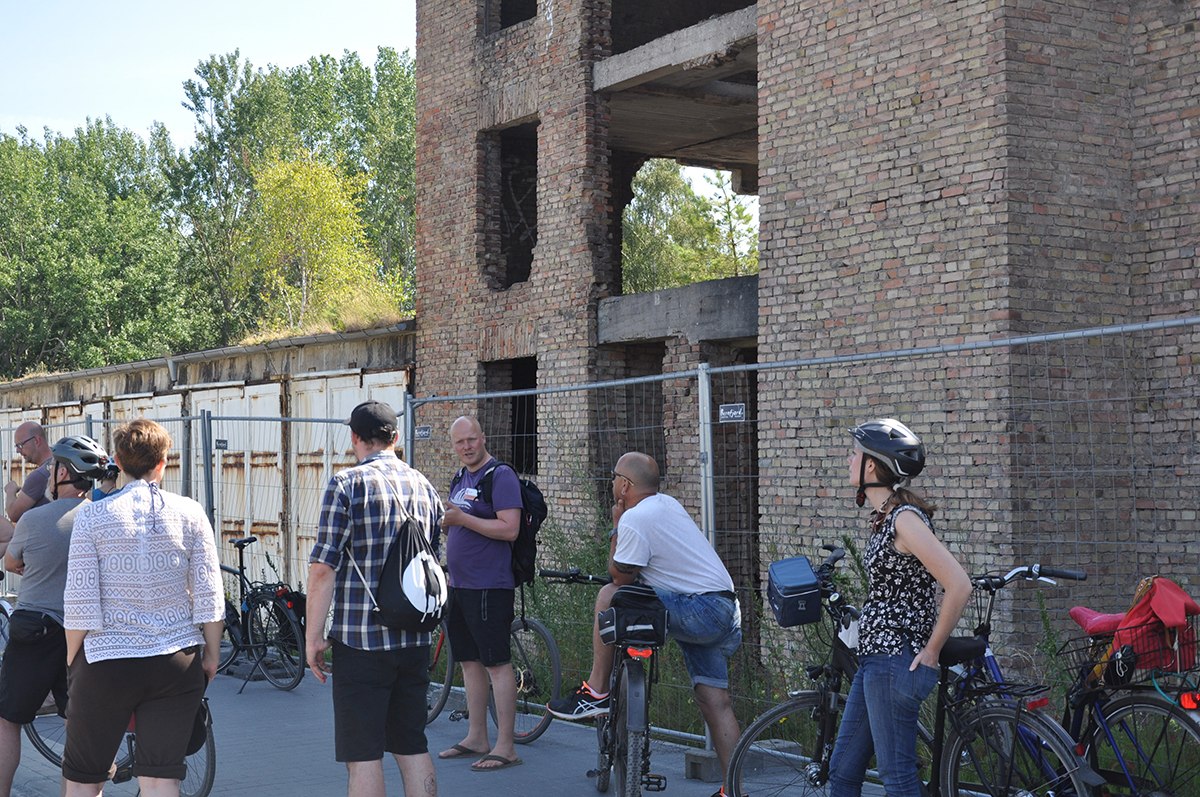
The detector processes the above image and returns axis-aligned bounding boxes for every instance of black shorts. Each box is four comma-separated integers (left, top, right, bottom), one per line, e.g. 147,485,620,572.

445,587,514,667
62,647,206,784
331,639,430,761
0,616,68,724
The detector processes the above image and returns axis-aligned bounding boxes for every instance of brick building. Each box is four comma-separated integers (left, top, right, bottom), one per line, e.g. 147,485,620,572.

414,1,1199,609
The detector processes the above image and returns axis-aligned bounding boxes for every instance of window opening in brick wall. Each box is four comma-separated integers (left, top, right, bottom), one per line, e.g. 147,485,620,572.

483,357,538,474
484,0,536,34
480,122,539,290
611,0,752,54
619,159,758,294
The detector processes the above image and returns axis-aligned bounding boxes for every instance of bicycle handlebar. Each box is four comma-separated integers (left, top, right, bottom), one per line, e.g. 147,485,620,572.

973,564,1087,591
539,567,613,585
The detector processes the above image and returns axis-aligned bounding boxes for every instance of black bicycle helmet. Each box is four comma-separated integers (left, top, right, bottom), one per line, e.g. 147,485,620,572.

850,418,926,479
51,435,111,480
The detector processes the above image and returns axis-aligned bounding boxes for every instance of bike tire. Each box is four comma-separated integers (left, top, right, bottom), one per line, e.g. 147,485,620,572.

941,700,1091,797
1086,690,1200,796
614,657,648,797
426,620,457,724
216,600,241,673
24,712,135,771
727,691,832,797
595,717,612,792
179,703,217,797
488,615,561,743
0,600,11,662
247,593,305,691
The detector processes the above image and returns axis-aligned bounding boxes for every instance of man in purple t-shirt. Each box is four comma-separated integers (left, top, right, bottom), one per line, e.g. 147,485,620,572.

437,416,525,772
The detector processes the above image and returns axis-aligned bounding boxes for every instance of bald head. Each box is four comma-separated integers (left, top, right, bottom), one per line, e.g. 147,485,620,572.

450,416,490,471
14,421,50,465
616,452,660,493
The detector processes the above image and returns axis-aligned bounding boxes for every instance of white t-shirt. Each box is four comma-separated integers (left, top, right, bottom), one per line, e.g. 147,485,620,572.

613,493,734,595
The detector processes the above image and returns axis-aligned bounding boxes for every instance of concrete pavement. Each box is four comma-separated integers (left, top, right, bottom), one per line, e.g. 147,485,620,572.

11,670,724,796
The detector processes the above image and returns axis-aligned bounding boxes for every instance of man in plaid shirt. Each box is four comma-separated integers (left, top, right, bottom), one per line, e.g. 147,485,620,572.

306,400,444,797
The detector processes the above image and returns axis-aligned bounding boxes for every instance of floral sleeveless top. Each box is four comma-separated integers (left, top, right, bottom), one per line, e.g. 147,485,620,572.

858,504,938,658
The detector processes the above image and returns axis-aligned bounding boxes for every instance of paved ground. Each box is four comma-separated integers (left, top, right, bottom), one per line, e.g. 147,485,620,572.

11,669,724,796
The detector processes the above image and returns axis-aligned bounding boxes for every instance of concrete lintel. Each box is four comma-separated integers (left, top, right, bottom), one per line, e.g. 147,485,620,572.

598,275,758,346
594,6,758,93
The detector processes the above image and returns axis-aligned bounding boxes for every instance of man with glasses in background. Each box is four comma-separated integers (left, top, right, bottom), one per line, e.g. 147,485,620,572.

547,451,743,797
1,422,53,558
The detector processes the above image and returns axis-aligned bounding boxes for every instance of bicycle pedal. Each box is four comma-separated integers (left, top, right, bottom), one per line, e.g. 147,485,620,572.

448,709,468,722
643,774,667,791
112,768,133,785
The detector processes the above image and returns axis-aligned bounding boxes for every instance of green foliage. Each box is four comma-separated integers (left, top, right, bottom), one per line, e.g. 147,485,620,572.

0,122,192,379
621,159,758,294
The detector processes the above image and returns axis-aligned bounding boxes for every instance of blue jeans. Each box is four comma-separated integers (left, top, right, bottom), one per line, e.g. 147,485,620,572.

652,590,742,689
828,653,938,797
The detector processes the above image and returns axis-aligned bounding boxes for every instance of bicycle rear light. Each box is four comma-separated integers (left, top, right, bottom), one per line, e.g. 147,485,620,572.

1025,696,1050,711
1179,691,1200,711
626,647,654,659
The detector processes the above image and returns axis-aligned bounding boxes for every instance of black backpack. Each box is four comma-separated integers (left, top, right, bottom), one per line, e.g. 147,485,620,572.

451,461,547,586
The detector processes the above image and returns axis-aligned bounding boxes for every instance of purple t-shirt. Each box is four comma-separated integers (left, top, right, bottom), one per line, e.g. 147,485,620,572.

445,458,523,589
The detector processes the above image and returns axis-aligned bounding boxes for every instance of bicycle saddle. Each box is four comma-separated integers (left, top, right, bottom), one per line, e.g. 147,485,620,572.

940,636,986,667
1069,606,1125,635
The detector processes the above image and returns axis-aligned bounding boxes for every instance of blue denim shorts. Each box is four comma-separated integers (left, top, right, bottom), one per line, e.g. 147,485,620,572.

653,590,742,689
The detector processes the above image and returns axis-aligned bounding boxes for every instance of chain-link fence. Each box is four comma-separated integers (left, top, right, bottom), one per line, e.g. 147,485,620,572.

2,315,1197,740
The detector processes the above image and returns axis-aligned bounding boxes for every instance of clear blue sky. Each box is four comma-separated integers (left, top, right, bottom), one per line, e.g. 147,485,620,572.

0,0,416,149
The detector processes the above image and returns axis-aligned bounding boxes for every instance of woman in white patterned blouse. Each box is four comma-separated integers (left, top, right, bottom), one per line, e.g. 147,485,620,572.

62,419,224,797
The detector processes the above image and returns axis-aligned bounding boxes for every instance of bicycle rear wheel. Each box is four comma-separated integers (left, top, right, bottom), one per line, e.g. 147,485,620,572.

613,658,648,797
0,601,11,662
941,701,1091,796
427,620,458,724
247,593,305,691
489,616,561,743
24,713,135,771
1087,691,1200,796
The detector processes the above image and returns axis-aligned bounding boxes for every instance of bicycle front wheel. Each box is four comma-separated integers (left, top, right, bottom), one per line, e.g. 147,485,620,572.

247,593,305,691
24,713,136,771
941,701,1091,796
427,620,458,723
180,703,217,797
1087,691,1200,796
613,658,648,797
0,600,11,662
727,692,833,797
490,616,561,743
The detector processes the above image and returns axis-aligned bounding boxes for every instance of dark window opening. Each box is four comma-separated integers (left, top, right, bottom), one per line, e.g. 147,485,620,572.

483,357,538,474
480,122,539,290
485,0,537,34
611,0,752,55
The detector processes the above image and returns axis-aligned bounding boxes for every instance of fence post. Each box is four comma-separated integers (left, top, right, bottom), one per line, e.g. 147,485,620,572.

180,414,193,499
403,393,416,465
201,409,216,529
697,363,716,547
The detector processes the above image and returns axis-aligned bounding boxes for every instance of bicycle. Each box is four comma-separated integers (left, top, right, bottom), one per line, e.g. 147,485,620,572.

726,547,1095,797
25,697,216,797
215,535,305,691
425,611,562,743
540,567,667,797
1057,592,1200,795
0,574,13,661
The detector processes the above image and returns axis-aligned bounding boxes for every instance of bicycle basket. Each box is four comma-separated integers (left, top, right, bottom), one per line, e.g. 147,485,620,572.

1059,615,1199,687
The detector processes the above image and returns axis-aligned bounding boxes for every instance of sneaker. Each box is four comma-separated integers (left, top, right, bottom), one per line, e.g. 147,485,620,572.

547,682,610,720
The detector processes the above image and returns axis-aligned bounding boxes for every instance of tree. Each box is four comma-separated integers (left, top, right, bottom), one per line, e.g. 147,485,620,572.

621,159,759,294
0,122,190,379
240,155,393,332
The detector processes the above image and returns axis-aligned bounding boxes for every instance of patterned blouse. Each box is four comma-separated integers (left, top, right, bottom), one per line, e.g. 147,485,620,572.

858,504,938,658
64,480,225,663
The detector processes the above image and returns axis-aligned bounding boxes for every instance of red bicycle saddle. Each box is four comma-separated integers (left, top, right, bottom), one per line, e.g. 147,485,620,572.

1069,605,1126,635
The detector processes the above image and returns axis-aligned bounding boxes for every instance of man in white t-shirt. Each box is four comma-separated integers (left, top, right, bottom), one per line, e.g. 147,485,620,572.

547,452,742,797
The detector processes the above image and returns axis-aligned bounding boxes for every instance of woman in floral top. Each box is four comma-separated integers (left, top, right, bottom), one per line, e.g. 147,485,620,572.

827,419,971,797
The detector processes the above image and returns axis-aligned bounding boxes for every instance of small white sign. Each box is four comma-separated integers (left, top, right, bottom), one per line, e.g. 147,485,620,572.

719,403,747,423
415,425,433,440
215,439,229,450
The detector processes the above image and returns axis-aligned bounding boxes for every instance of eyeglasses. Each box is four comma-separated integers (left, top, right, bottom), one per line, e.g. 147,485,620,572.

611,469,634,487
14,436,36,451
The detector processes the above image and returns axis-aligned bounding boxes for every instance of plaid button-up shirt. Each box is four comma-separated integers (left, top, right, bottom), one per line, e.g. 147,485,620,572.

310,450,444,651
